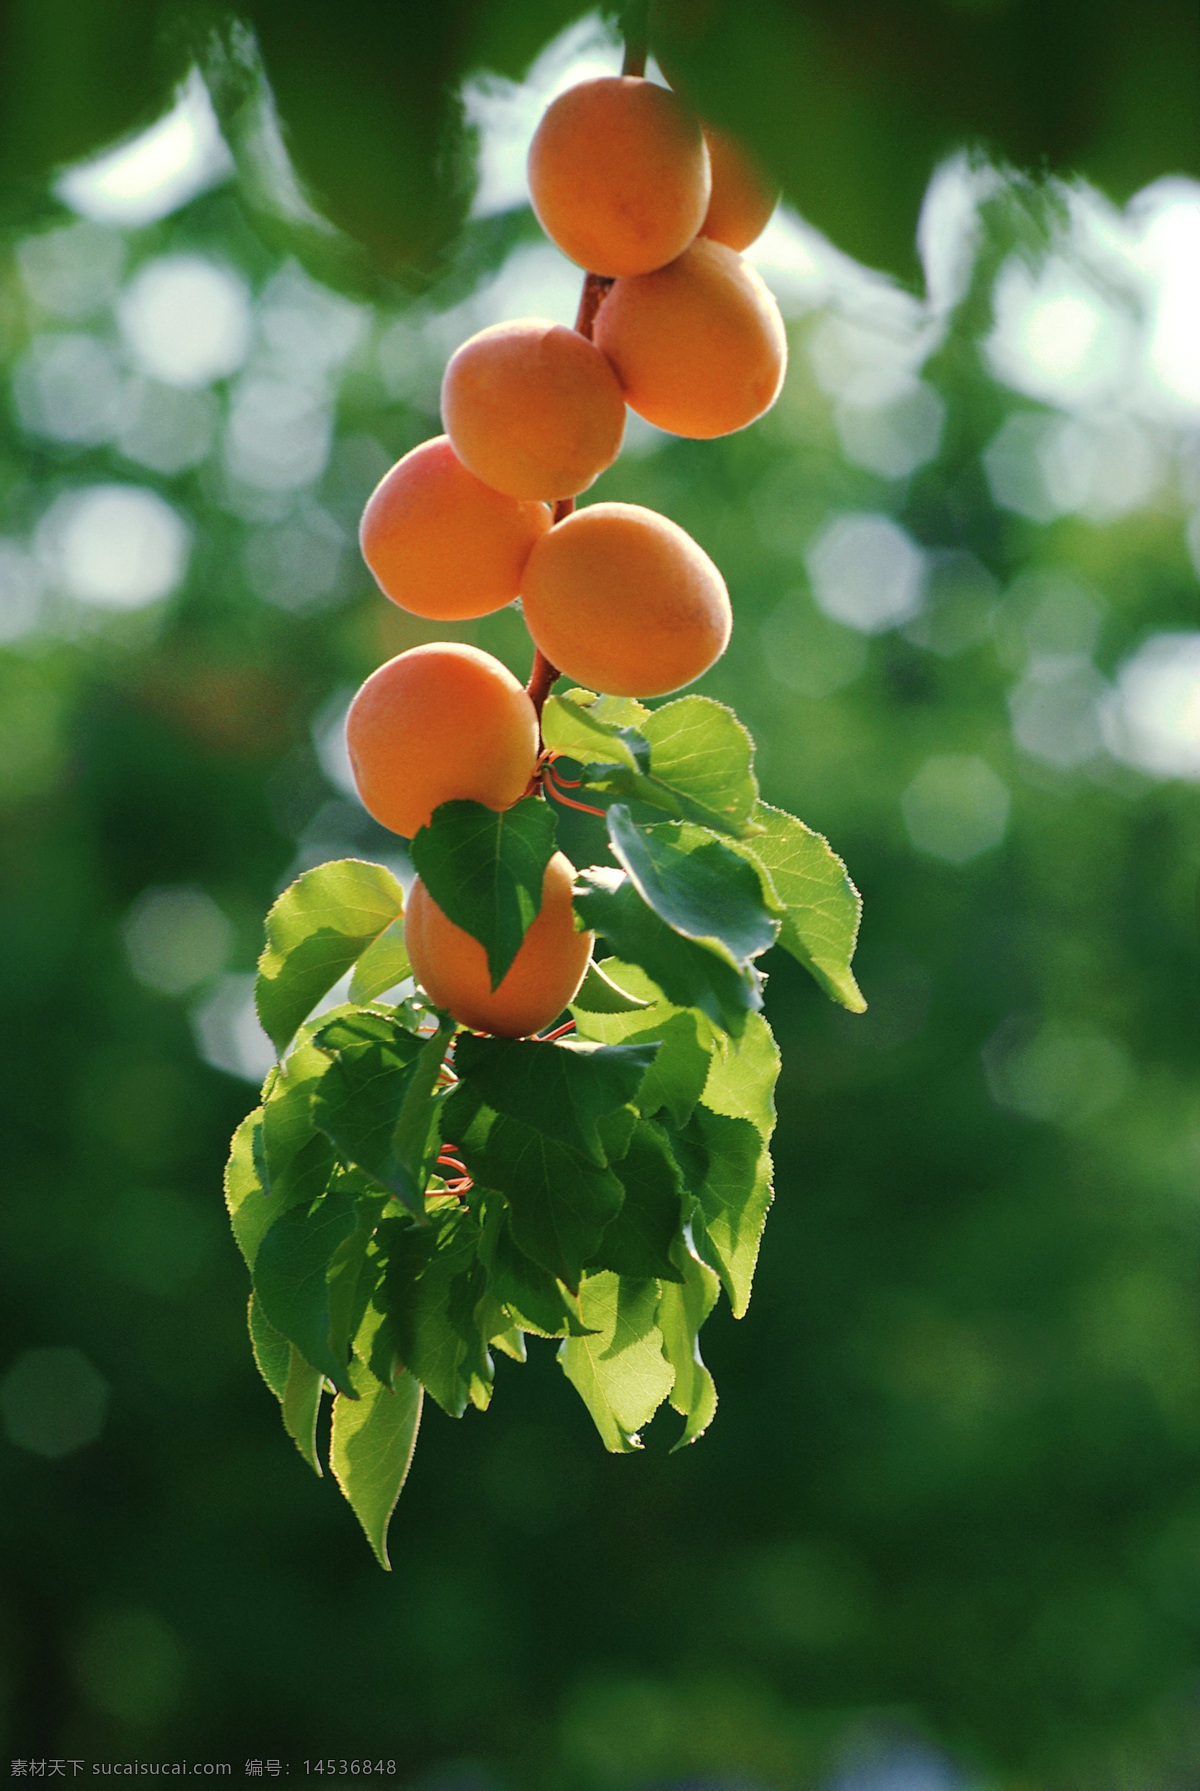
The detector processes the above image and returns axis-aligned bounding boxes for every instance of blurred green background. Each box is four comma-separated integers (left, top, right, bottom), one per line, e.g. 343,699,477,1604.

1,2,1199,1785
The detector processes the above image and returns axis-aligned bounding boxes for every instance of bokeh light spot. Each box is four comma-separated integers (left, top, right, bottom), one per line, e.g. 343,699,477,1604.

806,513,926,634
901,755,1010,863
13,333,124,445
0,1347,108,1459
39,485,190,609
1101,632,1200,779
118,254,252,388
984,1019,1131,1124
123,886,233,996
191,973,276,1084
71,1606,186,1725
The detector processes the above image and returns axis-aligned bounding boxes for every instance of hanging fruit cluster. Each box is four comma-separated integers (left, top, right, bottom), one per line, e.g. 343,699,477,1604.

225,49,864,1568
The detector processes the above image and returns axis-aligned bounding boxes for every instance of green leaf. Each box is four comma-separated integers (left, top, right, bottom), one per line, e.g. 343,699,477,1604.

573,961,717,1131
248,1292,329,1475
409,796,558,987
588,1119,686,1282
259,1037,338,1204
330,1354,423,1571
574,868,762,1038
445,1084,624,1293
453,1032,659,1167
559,1273,676,1453
377,1200,490,1418
256,859,407,1054
607,808,780,967
478,1199,592,1338
313,1011,453,1211
741,803,865,1012
672,1107,773,1319
702,1010,780,1144
349,919,411,1002
547,692,763,838
542,691,650,777
639,697,761,833
657,1230,722,1450
572,958,653,1013
225,1109,267,1271
252,1186,361,1392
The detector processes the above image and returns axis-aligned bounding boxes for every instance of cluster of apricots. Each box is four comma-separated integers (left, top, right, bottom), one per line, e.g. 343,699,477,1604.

345,73,784,1039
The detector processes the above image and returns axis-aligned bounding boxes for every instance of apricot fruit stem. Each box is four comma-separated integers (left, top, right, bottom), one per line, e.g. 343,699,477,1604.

526,270,613,725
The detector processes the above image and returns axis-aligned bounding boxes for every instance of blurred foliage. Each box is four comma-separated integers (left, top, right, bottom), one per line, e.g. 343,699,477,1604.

1,3,1200,1787
1,0,1198,279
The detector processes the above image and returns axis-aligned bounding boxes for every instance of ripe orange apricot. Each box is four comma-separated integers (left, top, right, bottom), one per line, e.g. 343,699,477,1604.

700,126,780,251
594,237,787,438
346,643,538,839
520,502,731,699
359,436,551,621
441,319,625,503
406,852,594,1037
528,77,710,278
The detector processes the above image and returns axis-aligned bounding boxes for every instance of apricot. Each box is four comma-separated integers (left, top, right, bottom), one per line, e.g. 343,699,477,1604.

441,319,625,503
520,502,731,699
359,436,551,621
528,76,710,278
594,237,787,438
406,852,594,1036
700,126,779,251
346,643,538,839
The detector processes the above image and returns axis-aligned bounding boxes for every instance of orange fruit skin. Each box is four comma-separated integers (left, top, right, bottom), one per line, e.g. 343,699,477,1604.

700,126,780,251
528,76,711,278
346,643,538,839
594,237,787,438
520,502,732,699
359,435,551,621
406,852,594,1038
441,319,625,502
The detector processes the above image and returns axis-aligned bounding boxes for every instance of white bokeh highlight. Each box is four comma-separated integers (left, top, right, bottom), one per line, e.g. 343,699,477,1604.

806,513,926,634
1101,633,1200,779
38,486,190,610
123,887,233,997
118,255,252,388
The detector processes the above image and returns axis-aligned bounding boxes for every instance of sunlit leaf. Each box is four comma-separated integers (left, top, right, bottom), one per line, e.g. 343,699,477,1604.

349,919,411,1002
574,867,762,1038
559,1273,676,1453
330,1354,423,1571
741,803,865,1013
657,1230,721,1450
256,859,406,1053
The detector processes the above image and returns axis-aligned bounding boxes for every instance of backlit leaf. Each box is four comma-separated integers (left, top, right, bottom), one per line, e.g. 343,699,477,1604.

574,867,763,1038
256,858,406,1054
657,1230,722,1450
559,1273,676,1453
741,803,865,1012
330,1354,423,1571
